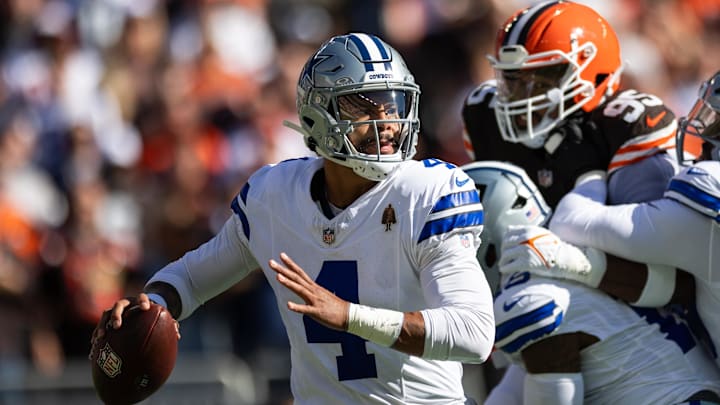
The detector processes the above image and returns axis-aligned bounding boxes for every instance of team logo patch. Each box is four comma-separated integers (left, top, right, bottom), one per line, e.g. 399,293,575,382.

382,204,397,231
525,204,540,223
323,228,335,244
537,169,553,188
97,343,122,378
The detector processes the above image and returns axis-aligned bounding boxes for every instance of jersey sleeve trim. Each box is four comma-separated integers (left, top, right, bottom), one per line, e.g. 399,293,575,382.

418,190,483,243
608,121,676,173
664,179,720,222
230,183,251,239
495,301,564,353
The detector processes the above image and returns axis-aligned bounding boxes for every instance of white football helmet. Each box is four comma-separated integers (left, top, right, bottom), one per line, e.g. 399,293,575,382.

461,161,551,293
677,70,720,165
285,33,421,181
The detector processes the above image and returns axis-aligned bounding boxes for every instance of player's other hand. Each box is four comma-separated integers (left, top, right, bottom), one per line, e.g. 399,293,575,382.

270,252,350,331
498,226,605,287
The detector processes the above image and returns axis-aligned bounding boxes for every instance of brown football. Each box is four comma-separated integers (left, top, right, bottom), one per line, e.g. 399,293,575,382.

90,303,178,404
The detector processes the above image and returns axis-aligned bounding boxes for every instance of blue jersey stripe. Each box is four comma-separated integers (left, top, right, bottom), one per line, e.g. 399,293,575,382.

431,190,481,213
496,301,558,341
230,197,250,239
418,210,483,243
667,179,720,221
501,313,564,353
348,34,374,72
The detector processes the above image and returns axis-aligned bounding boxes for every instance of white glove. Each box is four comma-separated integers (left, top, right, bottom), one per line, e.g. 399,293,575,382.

498,225,607,288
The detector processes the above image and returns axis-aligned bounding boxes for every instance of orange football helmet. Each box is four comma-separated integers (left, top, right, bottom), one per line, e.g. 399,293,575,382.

488,1,623,147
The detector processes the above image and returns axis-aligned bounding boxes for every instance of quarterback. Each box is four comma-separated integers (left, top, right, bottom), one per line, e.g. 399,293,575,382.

92,33,494,404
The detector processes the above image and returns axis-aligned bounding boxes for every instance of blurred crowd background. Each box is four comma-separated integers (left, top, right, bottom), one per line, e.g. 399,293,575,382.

0,0,719,403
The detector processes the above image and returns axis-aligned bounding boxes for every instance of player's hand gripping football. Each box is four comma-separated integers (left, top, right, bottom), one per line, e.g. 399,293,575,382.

89,294,181,404
498,225,607,287
90,294,181,356
270,252,350,331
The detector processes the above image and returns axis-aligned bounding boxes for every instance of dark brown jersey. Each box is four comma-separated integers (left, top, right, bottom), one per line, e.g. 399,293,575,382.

462,80,677,207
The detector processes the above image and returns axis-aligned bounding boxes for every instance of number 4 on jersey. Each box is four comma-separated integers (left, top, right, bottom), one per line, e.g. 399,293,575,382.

303,261,378,380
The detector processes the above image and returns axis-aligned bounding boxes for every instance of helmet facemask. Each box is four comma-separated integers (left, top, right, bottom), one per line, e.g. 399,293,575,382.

489,43,598,148
677,98,720,165
287,33,421,181
334,89,417,160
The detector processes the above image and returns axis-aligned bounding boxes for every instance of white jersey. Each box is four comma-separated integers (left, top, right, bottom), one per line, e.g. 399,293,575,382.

494,272,720,404
147,156,494,404
549,160,720,366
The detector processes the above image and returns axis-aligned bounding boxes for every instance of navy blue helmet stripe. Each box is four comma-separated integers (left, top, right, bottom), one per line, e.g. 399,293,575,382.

348,34,375,72
464,166,550,219
369,34,393,71
230,197,250,239
418,210,484,243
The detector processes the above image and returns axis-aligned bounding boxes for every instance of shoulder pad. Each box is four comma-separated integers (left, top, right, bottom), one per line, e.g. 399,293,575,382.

595,90,677,174
664,161,720,222
464,79,498,107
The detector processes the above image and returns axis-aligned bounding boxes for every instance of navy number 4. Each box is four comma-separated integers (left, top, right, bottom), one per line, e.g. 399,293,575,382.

303,261,378,380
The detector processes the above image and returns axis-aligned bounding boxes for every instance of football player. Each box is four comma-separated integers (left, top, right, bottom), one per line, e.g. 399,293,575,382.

498,71,720,370
92,33,495,404
461,0,684,389
462,0,677,208
463,161,720,404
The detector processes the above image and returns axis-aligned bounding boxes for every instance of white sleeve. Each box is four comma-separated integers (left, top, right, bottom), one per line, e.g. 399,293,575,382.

146,215,259,321
549,185,707,273
484,364,525,405
418,232,496,363
523,372,583,405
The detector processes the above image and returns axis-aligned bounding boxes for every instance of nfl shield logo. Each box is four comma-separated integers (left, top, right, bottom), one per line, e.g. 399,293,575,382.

322,228,335,245
98,343,122,378
537,169,553,188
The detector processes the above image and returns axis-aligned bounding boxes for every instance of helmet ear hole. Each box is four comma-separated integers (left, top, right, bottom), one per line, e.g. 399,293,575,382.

475,184,487,200
511,196,527,209
303,116,316,127
595,73,609,87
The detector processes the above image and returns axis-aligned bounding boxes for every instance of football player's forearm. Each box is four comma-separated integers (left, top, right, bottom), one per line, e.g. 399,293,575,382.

391,311,425,356
601,255,690,307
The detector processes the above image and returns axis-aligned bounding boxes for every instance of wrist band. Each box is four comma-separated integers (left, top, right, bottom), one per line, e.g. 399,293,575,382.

631,264,676,307
347,303,404,347
146,293,168,309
